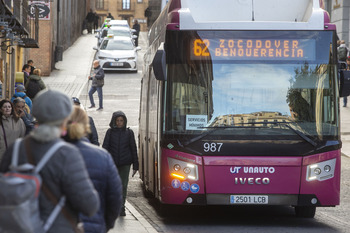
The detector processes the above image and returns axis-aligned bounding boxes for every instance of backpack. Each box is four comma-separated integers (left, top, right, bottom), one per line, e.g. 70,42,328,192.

0,139,66,233
338,46,348,61
26,79,42,99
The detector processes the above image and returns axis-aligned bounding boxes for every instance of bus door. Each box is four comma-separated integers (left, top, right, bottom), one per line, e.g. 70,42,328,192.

146,71,160,196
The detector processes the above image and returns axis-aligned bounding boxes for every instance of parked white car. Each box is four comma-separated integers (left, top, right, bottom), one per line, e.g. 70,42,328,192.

93,36,141,72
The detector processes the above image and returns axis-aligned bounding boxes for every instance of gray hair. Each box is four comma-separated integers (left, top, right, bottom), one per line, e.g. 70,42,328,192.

13,97,26,105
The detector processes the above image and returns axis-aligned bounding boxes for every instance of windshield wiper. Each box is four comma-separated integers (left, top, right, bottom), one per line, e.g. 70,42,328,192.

241,121,318,147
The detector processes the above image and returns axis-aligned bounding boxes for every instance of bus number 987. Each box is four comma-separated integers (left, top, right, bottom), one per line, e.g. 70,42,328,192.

203,142,223,152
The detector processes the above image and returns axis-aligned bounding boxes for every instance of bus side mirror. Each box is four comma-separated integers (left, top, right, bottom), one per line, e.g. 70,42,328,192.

339,70,350,97
152,46,166,81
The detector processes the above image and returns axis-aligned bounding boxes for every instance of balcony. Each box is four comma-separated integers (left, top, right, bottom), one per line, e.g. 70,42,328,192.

1,0,39,48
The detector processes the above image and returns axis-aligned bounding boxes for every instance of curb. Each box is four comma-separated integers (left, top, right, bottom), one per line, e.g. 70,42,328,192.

125,201,158,233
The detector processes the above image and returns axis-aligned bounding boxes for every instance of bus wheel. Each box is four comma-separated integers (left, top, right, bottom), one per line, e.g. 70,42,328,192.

295,206,316,218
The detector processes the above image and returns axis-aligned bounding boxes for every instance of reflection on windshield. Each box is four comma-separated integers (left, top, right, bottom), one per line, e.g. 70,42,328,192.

164,30,338,140
101,40,134,50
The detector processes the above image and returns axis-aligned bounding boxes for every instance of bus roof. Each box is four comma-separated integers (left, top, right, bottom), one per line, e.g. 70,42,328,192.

163,0,333,31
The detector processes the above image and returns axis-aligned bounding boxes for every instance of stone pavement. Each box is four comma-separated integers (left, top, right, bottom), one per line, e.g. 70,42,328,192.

42,32,157,233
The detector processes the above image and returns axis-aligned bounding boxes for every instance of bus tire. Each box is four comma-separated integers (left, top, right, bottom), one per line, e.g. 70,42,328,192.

295,206,316,218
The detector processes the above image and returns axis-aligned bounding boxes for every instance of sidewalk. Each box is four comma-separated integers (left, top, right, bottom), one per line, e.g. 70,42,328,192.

42,32,157,233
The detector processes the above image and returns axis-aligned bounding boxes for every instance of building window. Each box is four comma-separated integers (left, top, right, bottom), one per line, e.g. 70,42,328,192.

122,0,130,9
96,0,104,9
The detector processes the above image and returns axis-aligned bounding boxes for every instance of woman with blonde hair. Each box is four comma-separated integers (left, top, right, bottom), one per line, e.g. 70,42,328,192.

25,68,46,99
64,106,123,232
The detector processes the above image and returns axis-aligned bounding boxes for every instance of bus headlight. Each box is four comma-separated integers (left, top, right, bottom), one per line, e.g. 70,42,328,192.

306,158,336,181
168,157,199,181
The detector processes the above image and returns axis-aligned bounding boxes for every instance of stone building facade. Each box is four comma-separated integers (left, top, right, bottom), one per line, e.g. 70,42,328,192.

28,0,87,76
91,0,149,31
325,0,350,44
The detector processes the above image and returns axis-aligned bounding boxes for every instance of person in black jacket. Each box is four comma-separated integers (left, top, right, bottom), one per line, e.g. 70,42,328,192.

72,97,99,146
64,106,123,232
102,111,139,216
132,20,140,46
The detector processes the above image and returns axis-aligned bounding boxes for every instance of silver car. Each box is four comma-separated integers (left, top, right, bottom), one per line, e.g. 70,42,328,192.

95,26,137,46
93,36,141,72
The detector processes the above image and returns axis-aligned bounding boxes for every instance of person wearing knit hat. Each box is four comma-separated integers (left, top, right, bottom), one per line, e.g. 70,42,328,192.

0,89,100,232
32,89,73,126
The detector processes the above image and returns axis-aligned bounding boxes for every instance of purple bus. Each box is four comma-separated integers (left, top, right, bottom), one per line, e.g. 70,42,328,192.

139,0,342,218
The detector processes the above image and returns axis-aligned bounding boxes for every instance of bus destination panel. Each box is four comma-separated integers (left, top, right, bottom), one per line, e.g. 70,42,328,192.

191,38,316,61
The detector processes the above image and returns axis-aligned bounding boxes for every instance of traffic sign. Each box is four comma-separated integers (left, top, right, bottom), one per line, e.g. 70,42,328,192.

29,1,50,20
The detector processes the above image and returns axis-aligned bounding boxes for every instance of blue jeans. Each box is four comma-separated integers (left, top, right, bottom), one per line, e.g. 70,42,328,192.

88,86,103,108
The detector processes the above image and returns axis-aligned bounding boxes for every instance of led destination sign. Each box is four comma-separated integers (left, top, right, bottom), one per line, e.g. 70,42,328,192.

191,38,316,61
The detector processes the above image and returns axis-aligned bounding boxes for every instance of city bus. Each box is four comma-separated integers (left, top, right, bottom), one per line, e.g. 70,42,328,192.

139,0,343,218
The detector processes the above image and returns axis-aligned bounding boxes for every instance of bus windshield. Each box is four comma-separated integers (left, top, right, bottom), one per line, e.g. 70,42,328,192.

164,30,339,141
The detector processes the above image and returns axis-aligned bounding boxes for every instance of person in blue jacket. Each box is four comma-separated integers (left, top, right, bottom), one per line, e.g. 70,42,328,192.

64,106,123,232
11,84,32,112
102,111,139,216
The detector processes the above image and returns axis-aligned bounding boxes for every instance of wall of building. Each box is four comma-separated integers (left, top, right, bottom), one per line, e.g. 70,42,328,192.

29,0,87,76
325,0,350,45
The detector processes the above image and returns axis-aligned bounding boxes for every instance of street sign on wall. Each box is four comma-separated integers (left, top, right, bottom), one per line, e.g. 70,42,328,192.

29,1,50,20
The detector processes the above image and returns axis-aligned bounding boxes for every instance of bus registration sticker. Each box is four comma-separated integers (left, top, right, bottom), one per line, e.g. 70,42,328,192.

230,195,268,204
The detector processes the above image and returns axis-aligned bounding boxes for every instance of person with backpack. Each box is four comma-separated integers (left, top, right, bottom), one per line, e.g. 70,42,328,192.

25,68,46,99
338,40,349,62
102,111,139,216
11,84,33,112
64,106,123,232
0,89,100,233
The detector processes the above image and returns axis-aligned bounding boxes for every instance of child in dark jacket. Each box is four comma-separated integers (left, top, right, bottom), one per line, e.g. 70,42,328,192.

102,111,139,216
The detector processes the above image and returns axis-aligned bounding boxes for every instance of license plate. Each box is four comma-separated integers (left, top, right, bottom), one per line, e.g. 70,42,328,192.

111,62,123,66
230,195,268,204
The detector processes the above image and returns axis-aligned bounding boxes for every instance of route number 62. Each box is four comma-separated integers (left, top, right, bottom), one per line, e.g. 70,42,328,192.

203,142,223,152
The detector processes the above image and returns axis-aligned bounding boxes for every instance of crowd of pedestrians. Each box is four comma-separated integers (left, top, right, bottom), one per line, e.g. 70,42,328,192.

0,55,139,231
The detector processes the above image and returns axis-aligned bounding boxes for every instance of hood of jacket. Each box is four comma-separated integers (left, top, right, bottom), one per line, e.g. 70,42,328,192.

13,92,27,98
28,74,41,81
109,110,127,129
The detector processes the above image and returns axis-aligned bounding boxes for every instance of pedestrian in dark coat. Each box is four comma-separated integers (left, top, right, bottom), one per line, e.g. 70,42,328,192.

132,20,140,46
71,97,100,146
0,90,100,233
102,111,139,216
64,106,122,232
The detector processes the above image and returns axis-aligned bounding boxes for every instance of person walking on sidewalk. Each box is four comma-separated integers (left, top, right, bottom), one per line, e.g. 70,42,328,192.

0,90,100,232
102,111,139,216
0,99,26,160
64,106,123,232
88,60,105,111
72,97,100,146
13,97,35,135
11,84,33,112
25,68,46,99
